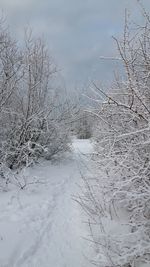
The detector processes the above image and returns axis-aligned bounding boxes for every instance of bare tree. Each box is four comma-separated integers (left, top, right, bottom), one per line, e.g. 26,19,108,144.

0,20,71,186
80,6,150,267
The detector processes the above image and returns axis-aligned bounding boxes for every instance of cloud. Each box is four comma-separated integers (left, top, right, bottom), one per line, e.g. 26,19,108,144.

0,0,36,14
1,0,150,88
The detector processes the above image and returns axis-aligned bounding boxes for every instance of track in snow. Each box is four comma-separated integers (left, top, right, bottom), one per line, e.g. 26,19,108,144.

0,139,93,267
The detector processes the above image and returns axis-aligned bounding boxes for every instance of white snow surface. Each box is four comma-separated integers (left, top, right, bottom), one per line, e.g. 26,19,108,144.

0,139,93,267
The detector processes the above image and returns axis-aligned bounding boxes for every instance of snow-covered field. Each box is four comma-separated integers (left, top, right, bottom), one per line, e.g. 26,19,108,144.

0,139,93,267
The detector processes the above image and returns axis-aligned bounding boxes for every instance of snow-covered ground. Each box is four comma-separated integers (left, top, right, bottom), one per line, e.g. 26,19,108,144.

0,139,93,267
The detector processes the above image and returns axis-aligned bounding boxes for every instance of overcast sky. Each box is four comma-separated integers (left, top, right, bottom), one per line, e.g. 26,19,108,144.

1,0,150,89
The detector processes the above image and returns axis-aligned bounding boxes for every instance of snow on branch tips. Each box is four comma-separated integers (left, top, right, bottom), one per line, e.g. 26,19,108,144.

0,20,72,188
80,5,150,267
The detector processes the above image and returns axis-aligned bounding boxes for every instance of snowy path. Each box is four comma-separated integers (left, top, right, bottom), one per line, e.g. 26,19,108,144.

0,139,93,267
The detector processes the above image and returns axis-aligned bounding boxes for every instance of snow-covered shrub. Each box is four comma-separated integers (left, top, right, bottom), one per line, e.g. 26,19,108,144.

0,21,71,175
81,7,150,267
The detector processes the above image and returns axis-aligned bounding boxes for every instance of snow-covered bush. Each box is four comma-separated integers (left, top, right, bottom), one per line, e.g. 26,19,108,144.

0,20,71,181
81,6,150,267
